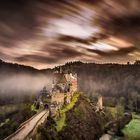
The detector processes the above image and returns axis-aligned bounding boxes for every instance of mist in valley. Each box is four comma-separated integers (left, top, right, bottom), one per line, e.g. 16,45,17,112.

0,73,52,104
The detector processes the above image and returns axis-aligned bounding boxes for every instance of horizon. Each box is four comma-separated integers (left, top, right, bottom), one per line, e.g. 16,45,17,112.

1,58,139,70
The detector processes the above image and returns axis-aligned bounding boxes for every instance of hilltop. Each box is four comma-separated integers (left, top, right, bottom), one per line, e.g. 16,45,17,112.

34,94,110,140
0,59,52,75
59,95,104,140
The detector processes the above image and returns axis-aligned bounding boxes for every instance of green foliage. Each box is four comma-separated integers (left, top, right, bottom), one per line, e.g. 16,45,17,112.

74,107,85,120
55,92,80,132
0,103,36,140
36,117,58,140
31,104,38,113
107,105,124,119
122,113,140,140
133,112,140,119
36,133,43,140
55,113,66,132
112,136,122,140
0,118,10,127
107,107,117,118
60,92,80,114
115,104,124,119
104,97,116,107
34,92,80,139
0,105,18,116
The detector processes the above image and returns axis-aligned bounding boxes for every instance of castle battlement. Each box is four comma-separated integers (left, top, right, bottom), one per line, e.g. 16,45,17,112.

36,71,78,116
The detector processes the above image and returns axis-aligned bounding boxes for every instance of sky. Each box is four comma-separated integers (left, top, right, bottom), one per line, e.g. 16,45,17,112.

0,0,140,69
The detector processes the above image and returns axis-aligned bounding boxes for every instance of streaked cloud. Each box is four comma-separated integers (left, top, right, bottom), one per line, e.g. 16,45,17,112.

0,0,139,68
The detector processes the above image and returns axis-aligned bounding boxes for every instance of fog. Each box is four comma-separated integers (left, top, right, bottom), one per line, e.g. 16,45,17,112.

77,64,140,99
0,73,52,96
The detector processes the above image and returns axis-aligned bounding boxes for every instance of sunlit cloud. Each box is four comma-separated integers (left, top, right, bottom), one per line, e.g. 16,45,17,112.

43,7,99,39
46,19,98,38
105,37,133,48
90,42,118,52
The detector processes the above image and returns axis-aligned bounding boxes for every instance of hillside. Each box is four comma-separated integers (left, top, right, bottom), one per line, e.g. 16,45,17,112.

59,95,103,140
53,61,140,112
0,59,38,74
0,59,53,75
34,94,109,140
54,61,140,96
1,60,140,111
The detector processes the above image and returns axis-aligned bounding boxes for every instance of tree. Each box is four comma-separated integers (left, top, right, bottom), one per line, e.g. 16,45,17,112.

119,97,125,107
131,91,139,112
127,100,134,112
115,104,124,120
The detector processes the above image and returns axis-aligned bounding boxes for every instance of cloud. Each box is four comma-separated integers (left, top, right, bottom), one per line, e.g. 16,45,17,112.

15,54,59,64
0,0,140,68
87,47,137,57
93,0,140,45
57,33,108,44
15,43,84,65
0,0,40,47
105,14,140,45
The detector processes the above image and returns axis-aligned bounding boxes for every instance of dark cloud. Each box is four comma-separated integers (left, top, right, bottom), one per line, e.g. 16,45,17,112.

105,14,140,45
43,43,84,58
0,0,40,47
93,0,140,45
15,54,59,64
58,35,91,44
58,33,108,45
47,44,83,58
0,0,140,68
0,0,83,47
15,43,83,64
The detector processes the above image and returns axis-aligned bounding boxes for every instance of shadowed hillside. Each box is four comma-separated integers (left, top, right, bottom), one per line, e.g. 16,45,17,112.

34,94,109,140
0,59,52,105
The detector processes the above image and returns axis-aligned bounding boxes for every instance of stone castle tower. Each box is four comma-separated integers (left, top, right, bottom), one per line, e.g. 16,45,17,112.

96,96,103,111
52,70,78,94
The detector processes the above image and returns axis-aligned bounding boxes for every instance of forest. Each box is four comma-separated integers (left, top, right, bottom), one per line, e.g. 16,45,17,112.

1,60,140,139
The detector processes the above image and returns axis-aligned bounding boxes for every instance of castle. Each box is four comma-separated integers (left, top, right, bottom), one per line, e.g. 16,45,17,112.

36,70,78,116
